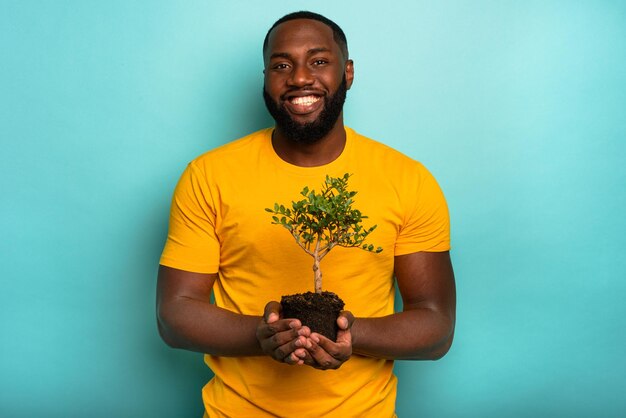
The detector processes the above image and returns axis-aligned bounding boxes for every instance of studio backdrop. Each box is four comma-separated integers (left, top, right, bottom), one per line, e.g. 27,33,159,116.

1,1,624,417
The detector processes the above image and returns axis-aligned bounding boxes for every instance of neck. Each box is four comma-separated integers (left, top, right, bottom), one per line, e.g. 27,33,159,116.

271,118,347,167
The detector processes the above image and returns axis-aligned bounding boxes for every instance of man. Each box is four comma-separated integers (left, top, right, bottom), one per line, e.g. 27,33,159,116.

157,11,455,418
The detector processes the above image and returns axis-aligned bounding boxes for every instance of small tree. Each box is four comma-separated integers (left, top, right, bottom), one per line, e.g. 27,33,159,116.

266,173,382,294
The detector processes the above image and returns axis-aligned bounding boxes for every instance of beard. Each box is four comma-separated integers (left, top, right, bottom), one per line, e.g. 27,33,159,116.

263,76,347,144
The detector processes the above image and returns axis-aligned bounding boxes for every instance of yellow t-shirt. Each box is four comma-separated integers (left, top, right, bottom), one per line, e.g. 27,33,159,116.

160,127,450,418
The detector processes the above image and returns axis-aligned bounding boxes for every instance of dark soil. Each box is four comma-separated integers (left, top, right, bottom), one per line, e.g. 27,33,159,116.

281,291,345,341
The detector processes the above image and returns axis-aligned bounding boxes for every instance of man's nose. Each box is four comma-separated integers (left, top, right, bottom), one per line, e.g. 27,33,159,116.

288,64,314,87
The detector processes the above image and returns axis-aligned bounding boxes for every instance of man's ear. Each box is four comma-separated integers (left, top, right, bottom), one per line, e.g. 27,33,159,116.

345,59,354,90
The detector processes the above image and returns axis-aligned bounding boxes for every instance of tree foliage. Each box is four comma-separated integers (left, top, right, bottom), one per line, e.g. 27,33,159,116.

266,173,382,293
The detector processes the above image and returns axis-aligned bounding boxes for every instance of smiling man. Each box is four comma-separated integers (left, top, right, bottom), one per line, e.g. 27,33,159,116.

157,11,456,418
262,17,350,148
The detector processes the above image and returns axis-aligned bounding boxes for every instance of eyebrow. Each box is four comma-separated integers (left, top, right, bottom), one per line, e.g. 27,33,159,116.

269,47,332,61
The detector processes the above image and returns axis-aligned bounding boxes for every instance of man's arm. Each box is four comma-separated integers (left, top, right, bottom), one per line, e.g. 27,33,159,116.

156,265,310,359
351,251,456,359
305,251,455,365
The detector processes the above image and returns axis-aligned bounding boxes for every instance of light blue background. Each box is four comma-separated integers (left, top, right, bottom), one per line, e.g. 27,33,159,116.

1,1,624,417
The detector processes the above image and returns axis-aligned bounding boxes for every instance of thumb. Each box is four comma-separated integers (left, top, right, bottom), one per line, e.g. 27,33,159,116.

263,301,282,323
337,310,355,330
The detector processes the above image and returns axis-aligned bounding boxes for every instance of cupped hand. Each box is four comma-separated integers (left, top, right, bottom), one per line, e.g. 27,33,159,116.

304,310,355,370
256,301,311,365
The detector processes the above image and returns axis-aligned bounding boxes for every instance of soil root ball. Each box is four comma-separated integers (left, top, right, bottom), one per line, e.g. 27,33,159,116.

281,291,345,341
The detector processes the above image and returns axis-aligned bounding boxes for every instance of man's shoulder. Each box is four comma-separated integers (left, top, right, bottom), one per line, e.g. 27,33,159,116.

347,127,427,171
191,128,272,166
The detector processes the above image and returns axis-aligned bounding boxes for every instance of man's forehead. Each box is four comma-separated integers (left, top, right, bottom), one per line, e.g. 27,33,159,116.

265,19,337,55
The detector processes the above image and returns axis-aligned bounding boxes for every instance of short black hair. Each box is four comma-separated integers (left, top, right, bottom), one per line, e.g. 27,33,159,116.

262,11,349,59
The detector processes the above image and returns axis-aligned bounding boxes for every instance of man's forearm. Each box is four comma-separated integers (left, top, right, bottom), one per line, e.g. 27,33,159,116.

157,296,263,357
350,308,455,360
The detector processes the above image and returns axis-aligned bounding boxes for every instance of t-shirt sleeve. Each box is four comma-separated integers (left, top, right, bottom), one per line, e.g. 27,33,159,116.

159,161,220,273
395,164,451,255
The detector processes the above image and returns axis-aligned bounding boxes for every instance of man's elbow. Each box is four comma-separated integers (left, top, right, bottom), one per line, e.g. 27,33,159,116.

429,332,454,360
429,318,455,360
156,304,185,349
157,320,179,349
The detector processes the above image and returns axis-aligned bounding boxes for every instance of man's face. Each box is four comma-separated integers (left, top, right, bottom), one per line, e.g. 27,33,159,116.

263,19,354,144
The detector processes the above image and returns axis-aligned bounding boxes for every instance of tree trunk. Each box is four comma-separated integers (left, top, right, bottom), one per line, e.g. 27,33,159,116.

313,242,322,293
313,256,322,293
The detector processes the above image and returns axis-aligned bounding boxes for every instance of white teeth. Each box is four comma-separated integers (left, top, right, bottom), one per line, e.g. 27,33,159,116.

291,96,320,106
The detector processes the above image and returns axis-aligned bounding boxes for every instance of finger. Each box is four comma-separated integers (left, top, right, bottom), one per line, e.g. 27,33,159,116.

273,335,306,362
335,325,353,346
297,325,311,337
314,332,352,363
299,342,316,366
256,318,295,340
285,353,304,365
305,336,342,370
290,337,315,366
337,310,355,330
263,301,282,323
312,333,345,356
284,348,307,366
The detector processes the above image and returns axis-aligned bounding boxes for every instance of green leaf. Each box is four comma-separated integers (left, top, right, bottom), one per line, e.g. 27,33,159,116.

267,173,382,267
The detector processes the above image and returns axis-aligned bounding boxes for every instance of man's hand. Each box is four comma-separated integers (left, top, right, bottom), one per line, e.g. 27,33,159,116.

256,301,311,365
303,311,354,370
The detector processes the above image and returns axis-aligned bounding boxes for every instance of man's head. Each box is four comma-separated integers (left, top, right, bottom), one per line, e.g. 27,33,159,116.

262,11,354,144
262,11,349,61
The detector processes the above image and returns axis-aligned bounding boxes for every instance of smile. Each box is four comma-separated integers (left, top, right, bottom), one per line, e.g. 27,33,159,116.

289,95,321,106
284,94,323,115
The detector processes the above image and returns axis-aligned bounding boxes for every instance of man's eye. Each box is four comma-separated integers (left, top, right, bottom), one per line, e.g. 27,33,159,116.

313,60,328,65
273,63,289,70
